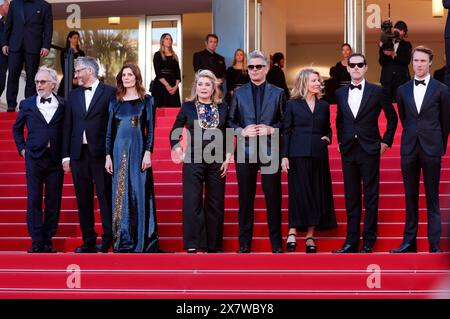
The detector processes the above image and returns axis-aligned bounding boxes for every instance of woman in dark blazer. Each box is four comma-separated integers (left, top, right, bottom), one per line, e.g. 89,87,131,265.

170,69,231,253
281,68,337,253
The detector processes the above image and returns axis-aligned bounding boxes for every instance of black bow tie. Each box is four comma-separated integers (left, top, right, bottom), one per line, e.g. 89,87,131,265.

415,79,426,86
83,87,92,91
40,97,52,104
350,84,362,90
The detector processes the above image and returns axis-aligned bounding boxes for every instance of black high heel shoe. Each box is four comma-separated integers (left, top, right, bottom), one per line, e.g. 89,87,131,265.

286,233,297,252
305,237,317,254
187,248,197,254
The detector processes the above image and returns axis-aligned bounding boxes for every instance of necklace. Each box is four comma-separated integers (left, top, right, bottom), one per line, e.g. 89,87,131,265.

195,100,219,129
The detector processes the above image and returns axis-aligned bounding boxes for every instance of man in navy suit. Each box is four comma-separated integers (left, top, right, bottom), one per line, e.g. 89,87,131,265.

334,53,398,253
1,0,53,112
228,50,286,253
0,0,9,99
12,67,64,253
391,46,450,253
62,56,115,253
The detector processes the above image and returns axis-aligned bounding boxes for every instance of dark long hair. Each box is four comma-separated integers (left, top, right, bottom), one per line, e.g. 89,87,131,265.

65,30,81,50
115,63,146,102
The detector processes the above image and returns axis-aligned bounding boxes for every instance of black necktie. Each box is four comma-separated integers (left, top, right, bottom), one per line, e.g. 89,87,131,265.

350,84,362,90
83,87,92,91
40,97,51,104
415,79,426,86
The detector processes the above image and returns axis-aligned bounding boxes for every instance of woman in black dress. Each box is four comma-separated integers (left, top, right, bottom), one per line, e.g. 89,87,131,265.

170,70,231,253
225,49,250,105
57,31,85,97
281,68,337,253
330,43,352,88
152,33,181,107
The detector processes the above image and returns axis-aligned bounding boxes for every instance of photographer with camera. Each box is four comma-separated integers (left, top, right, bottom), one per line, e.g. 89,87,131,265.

378,20,412,102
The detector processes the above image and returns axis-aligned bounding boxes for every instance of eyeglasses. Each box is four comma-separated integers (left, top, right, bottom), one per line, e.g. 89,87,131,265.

348,62,366,68
34,80,51,85
74,67,87,74
248,64,266,70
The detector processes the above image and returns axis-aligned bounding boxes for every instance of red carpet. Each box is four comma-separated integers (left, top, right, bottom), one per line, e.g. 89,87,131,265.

0,106,448,298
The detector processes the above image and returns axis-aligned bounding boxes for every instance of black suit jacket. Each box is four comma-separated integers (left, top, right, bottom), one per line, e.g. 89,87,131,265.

2,0,53,54
336,82,398,155
12,94,65,163
62,82,116,160
228,82,286,160
445,0,450,38
266,65,290,99
379,40,412,86
282,98,331,160
396,78,450,157
193,49,226,80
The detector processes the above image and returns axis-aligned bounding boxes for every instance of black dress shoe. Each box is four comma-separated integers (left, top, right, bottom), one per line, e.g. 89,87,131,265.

42,244,57,253
333,243,358,253
27,245,44,253
96,243,111,253
74,245,98,253
429,245,442,253
272,247,283,253
6,108,16,112
187,248,197,254
390,242,417,253
360,245,373,253
236,246,251,253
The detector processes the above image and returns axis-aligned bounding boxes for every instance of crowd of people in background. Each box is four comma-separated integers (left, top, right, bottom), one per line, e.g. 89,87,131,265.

3,0,450,255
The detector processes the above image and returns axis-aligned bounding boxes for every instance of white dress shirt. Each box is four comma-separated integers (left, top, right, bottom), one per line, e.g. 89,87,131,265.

413,74,430,114
36,94,59,147
82,79,100,144
348,79,365,118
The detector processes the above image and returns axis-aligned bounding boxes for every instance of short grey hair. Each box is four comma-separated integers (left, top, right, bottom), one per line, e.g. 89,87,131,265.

74,56,99,78
35,66,58,91
248,50,268,65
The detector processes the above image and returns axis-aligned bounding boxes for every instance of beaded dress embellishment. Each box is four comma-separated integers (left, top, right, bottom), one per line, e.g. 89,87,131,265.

195,100,219,129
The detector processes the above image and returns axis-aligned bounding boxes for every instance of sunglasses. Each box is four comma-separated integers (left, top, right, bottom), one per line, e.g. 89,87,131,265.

248,64,266,70
348,62,366,68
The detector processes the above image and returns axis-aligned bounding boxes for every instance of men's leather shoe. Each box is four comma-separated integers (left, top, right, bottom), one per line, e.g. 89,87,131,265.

390,242,417,253
74,245,98,253
360,245,373,253
236,246,251,253
429,245,442,253
96,243,111,253
272,247,283,253
332,243,358,253
42,244,57,253
27,245,44,253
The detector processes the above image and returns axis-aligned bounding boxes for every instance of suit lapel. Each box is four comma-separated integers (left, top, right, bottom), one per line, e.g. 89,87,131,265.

341,86,354,118
243,83,256,121
260,83,272,118
18,0,25,23
405,81,419,116
48,96,64,125
355,83,373,119
86,82,104,117
419,79,438,114
30,96,48,124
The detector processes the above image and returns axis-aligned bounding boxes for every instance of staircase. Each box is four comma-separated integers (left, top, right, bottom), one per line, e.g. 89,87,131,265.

0,106,448,298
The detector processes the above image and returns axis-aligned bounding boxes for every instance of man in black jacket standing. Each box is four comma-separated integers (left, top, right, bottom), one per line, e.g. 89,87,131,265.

193,34,226,84
0,0,9,100
62,56,115,253
391,46,450,253
444,0,450,87
1,0,53,112
334,53,398,253
228,50,286,253
379,20,412,102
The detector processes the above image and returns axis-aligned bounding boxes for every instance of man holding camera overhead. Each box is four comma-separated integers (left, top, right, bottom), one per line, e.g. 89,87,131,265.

378,20,412,102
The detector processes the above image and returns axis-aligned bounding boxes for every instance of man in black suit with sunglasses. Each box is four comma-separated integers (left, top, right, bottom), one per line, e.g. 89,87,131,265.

334,53,398,253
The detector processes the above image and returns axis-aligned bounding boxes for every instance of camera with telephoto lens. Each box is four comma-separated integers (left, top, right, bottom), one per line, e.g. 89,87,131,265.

380,19,400,52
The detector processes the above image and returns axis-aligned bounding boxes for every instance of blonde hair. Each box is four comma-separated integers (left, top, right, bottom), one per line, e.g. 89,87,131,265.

291,68,324,100
232,49,248,75
159,33,179,62
189,69,222,105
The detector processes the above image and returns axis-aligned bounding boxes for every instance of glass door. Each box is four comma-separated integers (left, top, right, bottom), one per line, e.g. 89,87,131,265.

141,15,183,99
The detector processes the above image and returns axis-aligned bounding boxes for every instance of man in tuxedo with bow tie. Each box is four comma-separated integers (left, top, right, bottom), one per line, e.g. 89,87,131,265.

0,0,9,100
62,56,115,253
12,67,65,253
378,21,412,102
1,0,53,112
391,46,450,253
334,53,398,253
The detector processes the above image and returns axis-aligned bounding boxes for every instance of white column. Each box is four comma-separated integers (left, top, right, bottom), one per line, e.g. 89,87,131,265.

345,0,365,54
